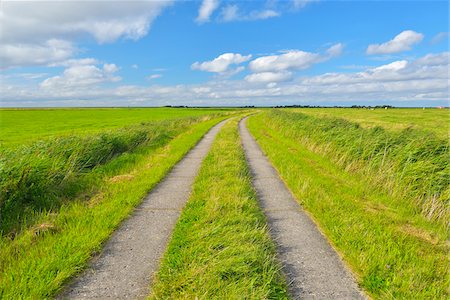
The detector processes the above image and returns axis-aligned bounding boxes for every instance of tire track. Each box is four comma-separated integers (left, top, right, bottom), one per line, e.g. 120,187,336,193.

239,117,365,299
59,120,227,299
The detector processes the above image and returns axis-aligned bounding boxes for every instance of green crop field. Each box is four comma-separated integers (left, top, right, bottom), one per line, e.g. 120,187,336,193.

0,107,448,299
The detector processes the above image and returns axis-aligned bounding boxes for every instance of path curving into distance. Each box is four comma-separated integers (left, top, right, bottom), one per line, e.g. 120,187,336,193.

239,117,366,300
60,120,227,300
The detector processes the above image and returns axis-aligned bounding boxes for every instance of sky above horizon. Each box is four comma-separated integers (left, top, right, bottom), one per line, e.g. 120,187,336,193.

0,0,449,107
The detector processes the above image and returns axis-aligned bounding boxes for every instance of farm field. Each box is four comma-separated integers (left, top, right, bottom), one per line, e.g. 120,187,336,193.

292,108,449,139
2,1,447,299
0,108,236,298
0,107,448,299
0,107,232,147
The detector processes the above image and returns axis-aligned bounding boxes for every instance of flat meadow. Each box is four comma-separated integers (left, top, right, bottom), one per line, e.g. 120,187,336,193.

0,107,232,147
294,107,449,139
0,107,448,299
0,107,238,298
248,107,449,298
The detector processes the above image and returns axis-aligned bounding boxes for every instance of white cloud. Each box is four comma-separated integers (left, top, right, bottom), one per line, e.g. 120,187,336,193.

40,62,121,89
414,52,449,67
196,0,220,23
0,39,76,69
245,71,293,83
292,0,319,9
366,30,424,55
251,10,280,20
431,32,448,45
221,5,239,22
373,60,408,72
249,43,342,73
1,1,172,44
303,53,449,85
0,1,172,68
2,52,448,107
249,51,320,72
220,5,280,22
147,74,162,80
51,58,99,67
326,43,344,58
191,53,252,73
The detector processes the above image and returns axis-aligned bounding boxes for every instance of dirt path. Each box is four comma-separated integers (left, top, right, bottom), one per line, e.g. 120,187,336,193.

239,117,366,299
60,120,227,299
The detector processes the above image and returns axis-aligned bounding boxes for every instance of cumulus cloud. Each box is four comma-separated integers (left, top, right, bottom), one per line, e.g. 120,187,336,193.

196,0,220,23
220,5,279,22
249,51,320,72
326,43,344,58
0,1,172,68
191,53,252,73
303,53,449,86
245,71,293,83
0,39,76,69
366,30,424,55
2,52,448,107
40,61,121,89
249,43,342,73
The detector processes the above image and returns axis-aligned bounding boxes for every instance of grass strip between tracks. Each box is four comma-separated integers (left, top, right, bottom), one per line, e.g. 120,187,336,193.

149,118,289,299
0,116,226,299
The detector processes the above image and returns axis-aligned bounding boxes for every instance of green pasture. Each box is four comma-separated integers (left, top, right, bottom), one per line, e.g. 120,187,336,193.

290,108,449,139
0,108,233,147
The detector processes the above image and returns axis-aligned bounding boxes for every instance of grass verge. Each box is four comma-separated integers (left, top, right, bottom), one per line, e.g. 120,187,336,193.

0,117,211,234
247,111,449,299
149,118,288,299
0,116,226,299
269,110,449,224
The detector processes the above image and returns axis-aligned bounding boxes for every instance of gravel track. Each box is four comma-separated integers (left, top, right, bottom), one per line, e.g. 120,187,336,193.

239,117,366,300
59,120,227,299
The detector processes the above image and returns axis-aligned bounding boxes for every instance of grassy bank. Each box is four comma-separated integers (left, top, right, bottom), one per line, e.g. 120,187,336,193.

150,118,288,299
0,116,226,299
247,111,449,298
270,110,448,224
0,117,216,234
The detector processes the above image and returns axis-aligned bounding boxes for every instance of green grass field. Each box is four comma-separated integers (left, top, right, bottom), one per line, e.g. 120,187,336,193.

247,110,449,298
292,108,449,139
0,113,231,298
0,107,232,147
0,107,448,299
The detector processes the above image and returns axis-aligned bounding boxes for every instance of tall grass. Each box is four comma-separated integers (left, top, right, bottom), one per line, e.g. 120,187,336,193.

266,110,449,225
0,118,205,234
247,111,449,298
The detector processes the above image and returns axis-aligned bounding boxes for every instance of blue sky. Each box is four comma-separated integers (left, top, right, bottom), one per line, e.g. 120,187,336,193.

0,0,448,107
